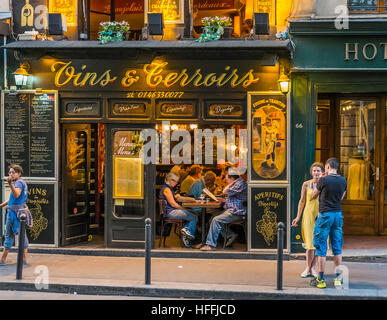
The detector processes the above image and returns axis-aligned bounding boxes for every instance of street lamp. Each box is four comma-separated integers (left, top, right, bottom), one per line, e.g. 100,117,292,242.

278,73,290,95
13,62,30,87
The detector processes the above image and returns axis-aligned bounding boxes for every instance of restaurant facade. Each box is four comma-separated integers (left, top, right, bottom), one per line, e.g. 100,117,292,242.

1,40,293,251
0,0,304,253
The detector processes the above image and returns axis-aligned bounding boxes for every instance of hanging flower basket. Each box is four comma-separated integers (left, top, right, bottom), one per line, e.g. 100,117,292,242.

196,16,232,42
98,21,130,44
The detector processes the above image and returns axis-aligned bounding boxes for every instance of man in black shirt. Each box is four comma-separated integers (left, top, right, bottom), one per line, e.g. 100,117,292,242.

311,157,347,289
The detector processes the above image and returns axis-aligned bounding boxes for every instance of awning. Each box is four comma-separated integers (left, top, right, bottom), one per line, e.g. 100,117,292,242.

3,39,292,63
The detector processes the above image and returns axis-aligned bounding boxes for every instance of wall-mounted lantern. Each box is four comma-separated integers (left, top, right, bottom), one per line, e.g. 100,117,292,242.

13,62,30,87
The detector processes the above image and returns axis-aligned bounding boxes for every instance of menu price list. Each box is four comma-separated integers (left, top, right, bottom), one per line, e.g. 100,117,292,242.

3,93,55,178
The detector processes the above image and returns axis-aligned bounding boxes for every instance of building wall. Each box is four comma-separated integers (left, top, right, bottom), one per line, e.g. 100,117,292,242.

316,0,346,17
0,0,10,12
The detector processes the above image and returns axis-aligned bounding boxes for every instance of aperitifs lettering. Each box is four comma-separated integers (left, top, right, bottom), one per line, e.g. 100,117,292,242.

50,61,260,89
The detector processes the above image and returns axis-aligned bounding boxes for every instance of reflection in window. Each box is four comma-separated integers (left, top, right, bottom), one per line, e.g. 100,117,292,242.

340,100,376,200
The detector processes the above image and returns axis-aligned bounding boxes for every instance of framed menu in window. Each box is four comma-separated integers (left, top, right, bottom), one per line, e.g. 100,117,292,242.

113,155,144,199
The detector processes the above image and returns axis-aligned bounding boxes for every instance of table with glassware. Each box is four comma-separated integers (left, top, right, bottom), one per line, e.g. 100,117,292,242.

182,200,222,244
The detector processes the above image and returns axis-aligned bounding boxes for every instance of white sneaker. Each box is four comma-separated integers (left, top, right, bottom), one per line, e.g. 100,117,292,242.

181,228,195,240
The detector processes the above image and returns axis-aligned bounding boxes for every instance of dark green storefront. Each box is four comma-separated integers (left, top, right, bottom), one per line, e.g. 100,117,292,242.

289,20,387,253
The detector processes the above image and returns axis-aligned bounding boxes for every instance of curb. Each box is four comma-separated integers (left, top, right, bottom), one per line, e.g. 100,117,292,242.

24,247,289,261
290,254,387,263
0,281,386,300
23,248,387,263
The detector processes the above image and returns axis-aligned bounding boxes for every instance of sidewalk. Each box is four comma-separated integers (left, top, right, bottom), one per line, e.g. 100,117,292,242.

0,252,386,299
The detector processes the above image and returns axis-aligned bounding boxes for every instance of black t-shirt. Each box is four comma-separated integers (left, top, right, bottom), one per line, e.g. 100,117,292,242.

316,174,347,213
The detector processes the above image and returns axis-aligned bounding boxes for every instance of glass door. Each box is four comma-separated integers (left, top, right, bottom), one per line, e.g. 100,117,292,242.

316,96,386,235
105,124,155,248
61,124,97,245
338,98,385,235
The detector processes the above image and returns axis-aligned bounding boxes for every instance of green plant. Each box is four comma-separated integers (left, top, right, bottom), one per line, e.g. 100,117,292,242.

196,16,232,42
98,21,130,44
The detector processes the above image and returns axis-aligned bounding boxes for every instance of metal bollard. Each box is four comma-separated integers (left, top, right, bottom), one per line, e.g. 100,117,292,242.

16,214,27,280
145,218,152,285
277,222,285,290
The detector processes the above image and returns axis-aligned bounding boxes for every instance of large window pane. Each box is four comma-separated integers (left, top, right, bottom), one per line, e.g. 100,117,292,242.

340,100,376,200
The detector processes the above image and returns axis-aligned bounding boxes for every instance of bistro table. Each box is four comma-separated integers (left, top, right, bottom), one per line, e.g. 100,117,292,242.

182,201,222,244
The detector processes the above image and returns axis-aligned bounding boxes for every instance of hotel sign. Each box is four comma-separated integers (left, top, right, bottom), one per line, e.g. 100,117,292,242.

345,42,387,61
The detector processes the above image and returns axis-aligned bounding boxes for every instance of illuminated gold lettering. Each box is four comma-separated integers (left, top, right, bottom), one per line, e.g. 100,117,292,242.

242,70,260,88
163,72,179,88
180,69,202,87
73,65,87,86
144,62,168,88
121,70,139,87
203,73,217,87
77,73,97,86
216,66,231,87
51,61,73,87
95,70,117,86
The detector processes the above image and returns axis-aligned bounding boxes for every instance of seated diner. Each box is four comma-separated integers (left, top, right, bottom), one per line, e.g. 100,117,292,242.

159,172,198,248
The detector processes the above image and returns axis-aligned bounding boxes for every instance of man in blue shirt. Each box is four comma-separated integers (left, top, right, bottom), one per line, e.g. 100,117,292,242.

201,168,247,251
311,157,347,289
188,171,217,200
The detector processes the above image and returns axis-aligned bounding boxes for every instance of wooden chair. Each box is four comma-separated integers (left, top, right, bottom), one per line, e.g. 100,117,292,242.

222,215,247,249
158,199,185,248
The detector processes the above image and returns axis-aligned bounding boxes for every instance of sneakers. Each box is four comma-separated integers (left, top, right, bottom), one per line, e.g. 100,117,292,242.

310,277,326,289
180,228,195,240
225,233,238,247
334,276,343,288
181,235,192,248
0,261,6,266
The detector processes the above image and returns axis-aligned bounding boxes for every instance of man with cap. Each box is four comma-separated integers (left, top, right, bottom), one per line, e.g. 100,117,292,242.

200,167,247,251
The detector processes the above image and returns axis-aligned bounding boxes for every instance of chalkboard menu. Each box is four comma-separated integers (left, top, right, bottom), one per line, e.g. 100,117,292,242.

249,186,288,250
3,92,56,178
26,182,56,245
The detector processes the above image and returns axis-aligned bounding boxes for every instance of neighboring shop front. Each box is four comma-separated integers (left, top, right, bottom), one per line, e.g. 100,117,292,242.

2,41,293,250
289,20,387,252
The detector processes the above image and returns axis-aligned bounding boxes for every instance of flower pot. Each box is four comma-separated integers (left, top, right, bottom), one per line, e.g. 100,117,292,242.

222,27,233,39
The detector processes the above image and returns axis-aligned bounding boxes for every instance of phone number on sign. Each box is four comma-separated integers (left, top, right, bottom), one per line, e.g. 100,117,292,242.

126,91,184,99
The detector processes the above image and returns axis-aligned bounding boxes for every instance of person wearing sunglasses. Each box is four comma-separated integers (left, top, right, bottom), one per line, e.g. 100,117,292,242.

159,172,197,248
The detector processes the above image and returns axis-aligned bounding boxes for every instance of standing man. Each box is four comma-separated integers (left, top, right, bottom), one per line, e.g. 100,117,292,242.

311,158,347,288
